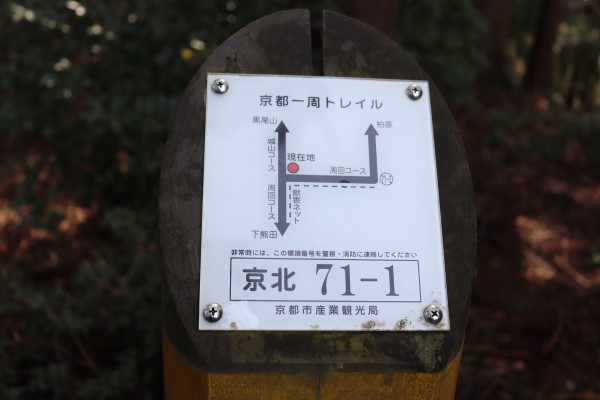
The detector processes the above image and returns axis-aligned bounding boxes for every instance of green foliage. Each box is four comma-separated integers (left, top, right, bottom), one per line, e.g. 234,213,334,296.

553,2,600,111
483,107,600,166
0,208,161,399
508,0,542,65
397,0,489,107
2,0,239,209
562,110,600,164
506,0,599,109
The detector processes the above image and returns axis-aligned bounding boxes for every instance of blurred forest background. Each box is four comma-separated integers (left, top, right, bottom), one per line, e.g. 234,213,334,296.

1,0,599,399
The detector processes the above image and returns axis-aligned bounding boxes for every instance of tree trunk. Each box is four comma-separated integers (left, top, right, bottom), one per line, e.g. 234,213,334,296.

524,0,564,91
480,0,512,85
335,0,401,39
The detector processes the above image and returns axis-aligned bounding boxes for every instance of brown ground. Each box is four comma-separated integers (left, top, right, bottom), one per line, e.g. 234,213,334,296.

456,93,600,399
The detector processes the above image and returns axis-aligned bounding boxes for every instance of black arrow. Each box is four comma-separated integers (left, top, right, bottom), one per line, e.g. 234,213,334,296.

274,122,380,236
365,123,379,183
275,121,290,236
285,124,379,184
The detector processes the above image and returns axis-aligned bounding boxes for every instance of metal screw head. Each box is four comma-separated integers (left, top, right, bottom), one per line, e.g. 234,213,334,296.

423,304,443,325
406,83,423,100
211,79,229,94
203,303,223,323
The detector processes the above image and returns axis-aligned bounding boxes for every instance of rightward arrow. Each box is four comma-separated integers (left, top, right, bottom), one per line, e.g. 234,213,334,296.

285,123,379,184
275,121,290,236
274,122,380,236
275,121,379,236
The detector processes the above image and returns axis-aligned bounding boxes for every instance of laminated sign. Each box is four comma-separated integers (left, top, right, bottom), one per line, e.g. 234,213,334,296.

199,73,449,331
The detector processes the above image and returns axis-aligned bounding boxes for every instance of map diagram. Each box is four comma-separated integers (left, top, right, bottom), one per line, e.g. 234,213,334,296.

274,121,380,235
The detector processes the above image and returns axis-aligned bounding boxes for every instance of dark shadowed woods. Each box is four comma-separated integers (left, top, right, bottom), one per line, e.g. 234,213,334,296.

1,1,599,399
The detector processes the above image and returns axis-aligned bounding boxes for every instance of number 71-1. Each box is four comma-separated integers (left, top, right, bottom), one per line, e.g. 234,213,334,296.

315,264,399,297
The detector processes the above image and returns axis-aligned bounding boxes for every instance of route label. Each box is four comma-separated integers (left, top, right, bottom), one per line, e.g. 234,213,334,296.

199,74,449,331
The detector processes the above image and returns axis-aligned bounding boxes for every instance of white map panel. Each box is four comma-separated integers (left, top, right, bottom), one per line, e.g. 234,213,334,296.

199,73,449,331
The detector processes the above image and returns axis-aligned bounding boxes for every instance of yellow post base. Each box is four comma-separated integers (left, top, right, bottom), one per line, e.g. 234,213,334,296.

163,333,461,400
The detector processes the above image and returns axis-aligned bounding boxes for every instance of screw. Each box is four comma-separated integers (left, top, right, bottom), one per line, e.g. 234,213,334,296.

423,304,443,325
211,79,229,94
406,83,423,100
203,303,223,323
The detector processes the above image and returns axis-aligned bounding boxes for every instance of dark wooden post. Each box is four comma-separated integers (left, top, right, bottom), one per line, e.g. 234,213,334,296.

159,10,475,399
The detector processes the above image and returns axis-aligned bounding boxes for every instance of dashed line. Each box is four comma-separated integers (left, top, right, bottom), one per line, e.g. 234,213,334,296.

291,184,375,189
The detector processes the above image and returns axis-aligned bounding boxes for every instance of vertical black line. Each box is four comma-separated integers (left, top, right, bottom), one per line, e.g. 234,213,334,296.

310,10,324,76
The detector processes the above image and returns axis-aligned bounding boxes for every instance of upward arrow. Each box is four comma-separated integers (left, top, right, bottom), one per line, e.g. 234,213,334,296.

284,124,379,184
273,122,379,236
365,124,379,183
275,121,290,236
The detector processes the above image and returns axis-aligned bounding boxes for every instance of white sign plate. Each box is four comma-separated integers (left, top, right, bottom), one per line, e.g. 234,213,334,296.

199,73,449,331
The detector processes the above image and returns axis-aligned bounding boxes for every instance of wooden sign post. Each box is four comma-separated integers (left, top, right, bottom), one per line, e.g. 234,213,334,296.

159,10,476,399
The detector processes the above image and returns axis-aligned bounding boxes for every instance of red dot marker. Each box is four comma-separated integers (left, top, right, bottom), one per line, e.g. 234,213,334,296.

287,162,299,173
